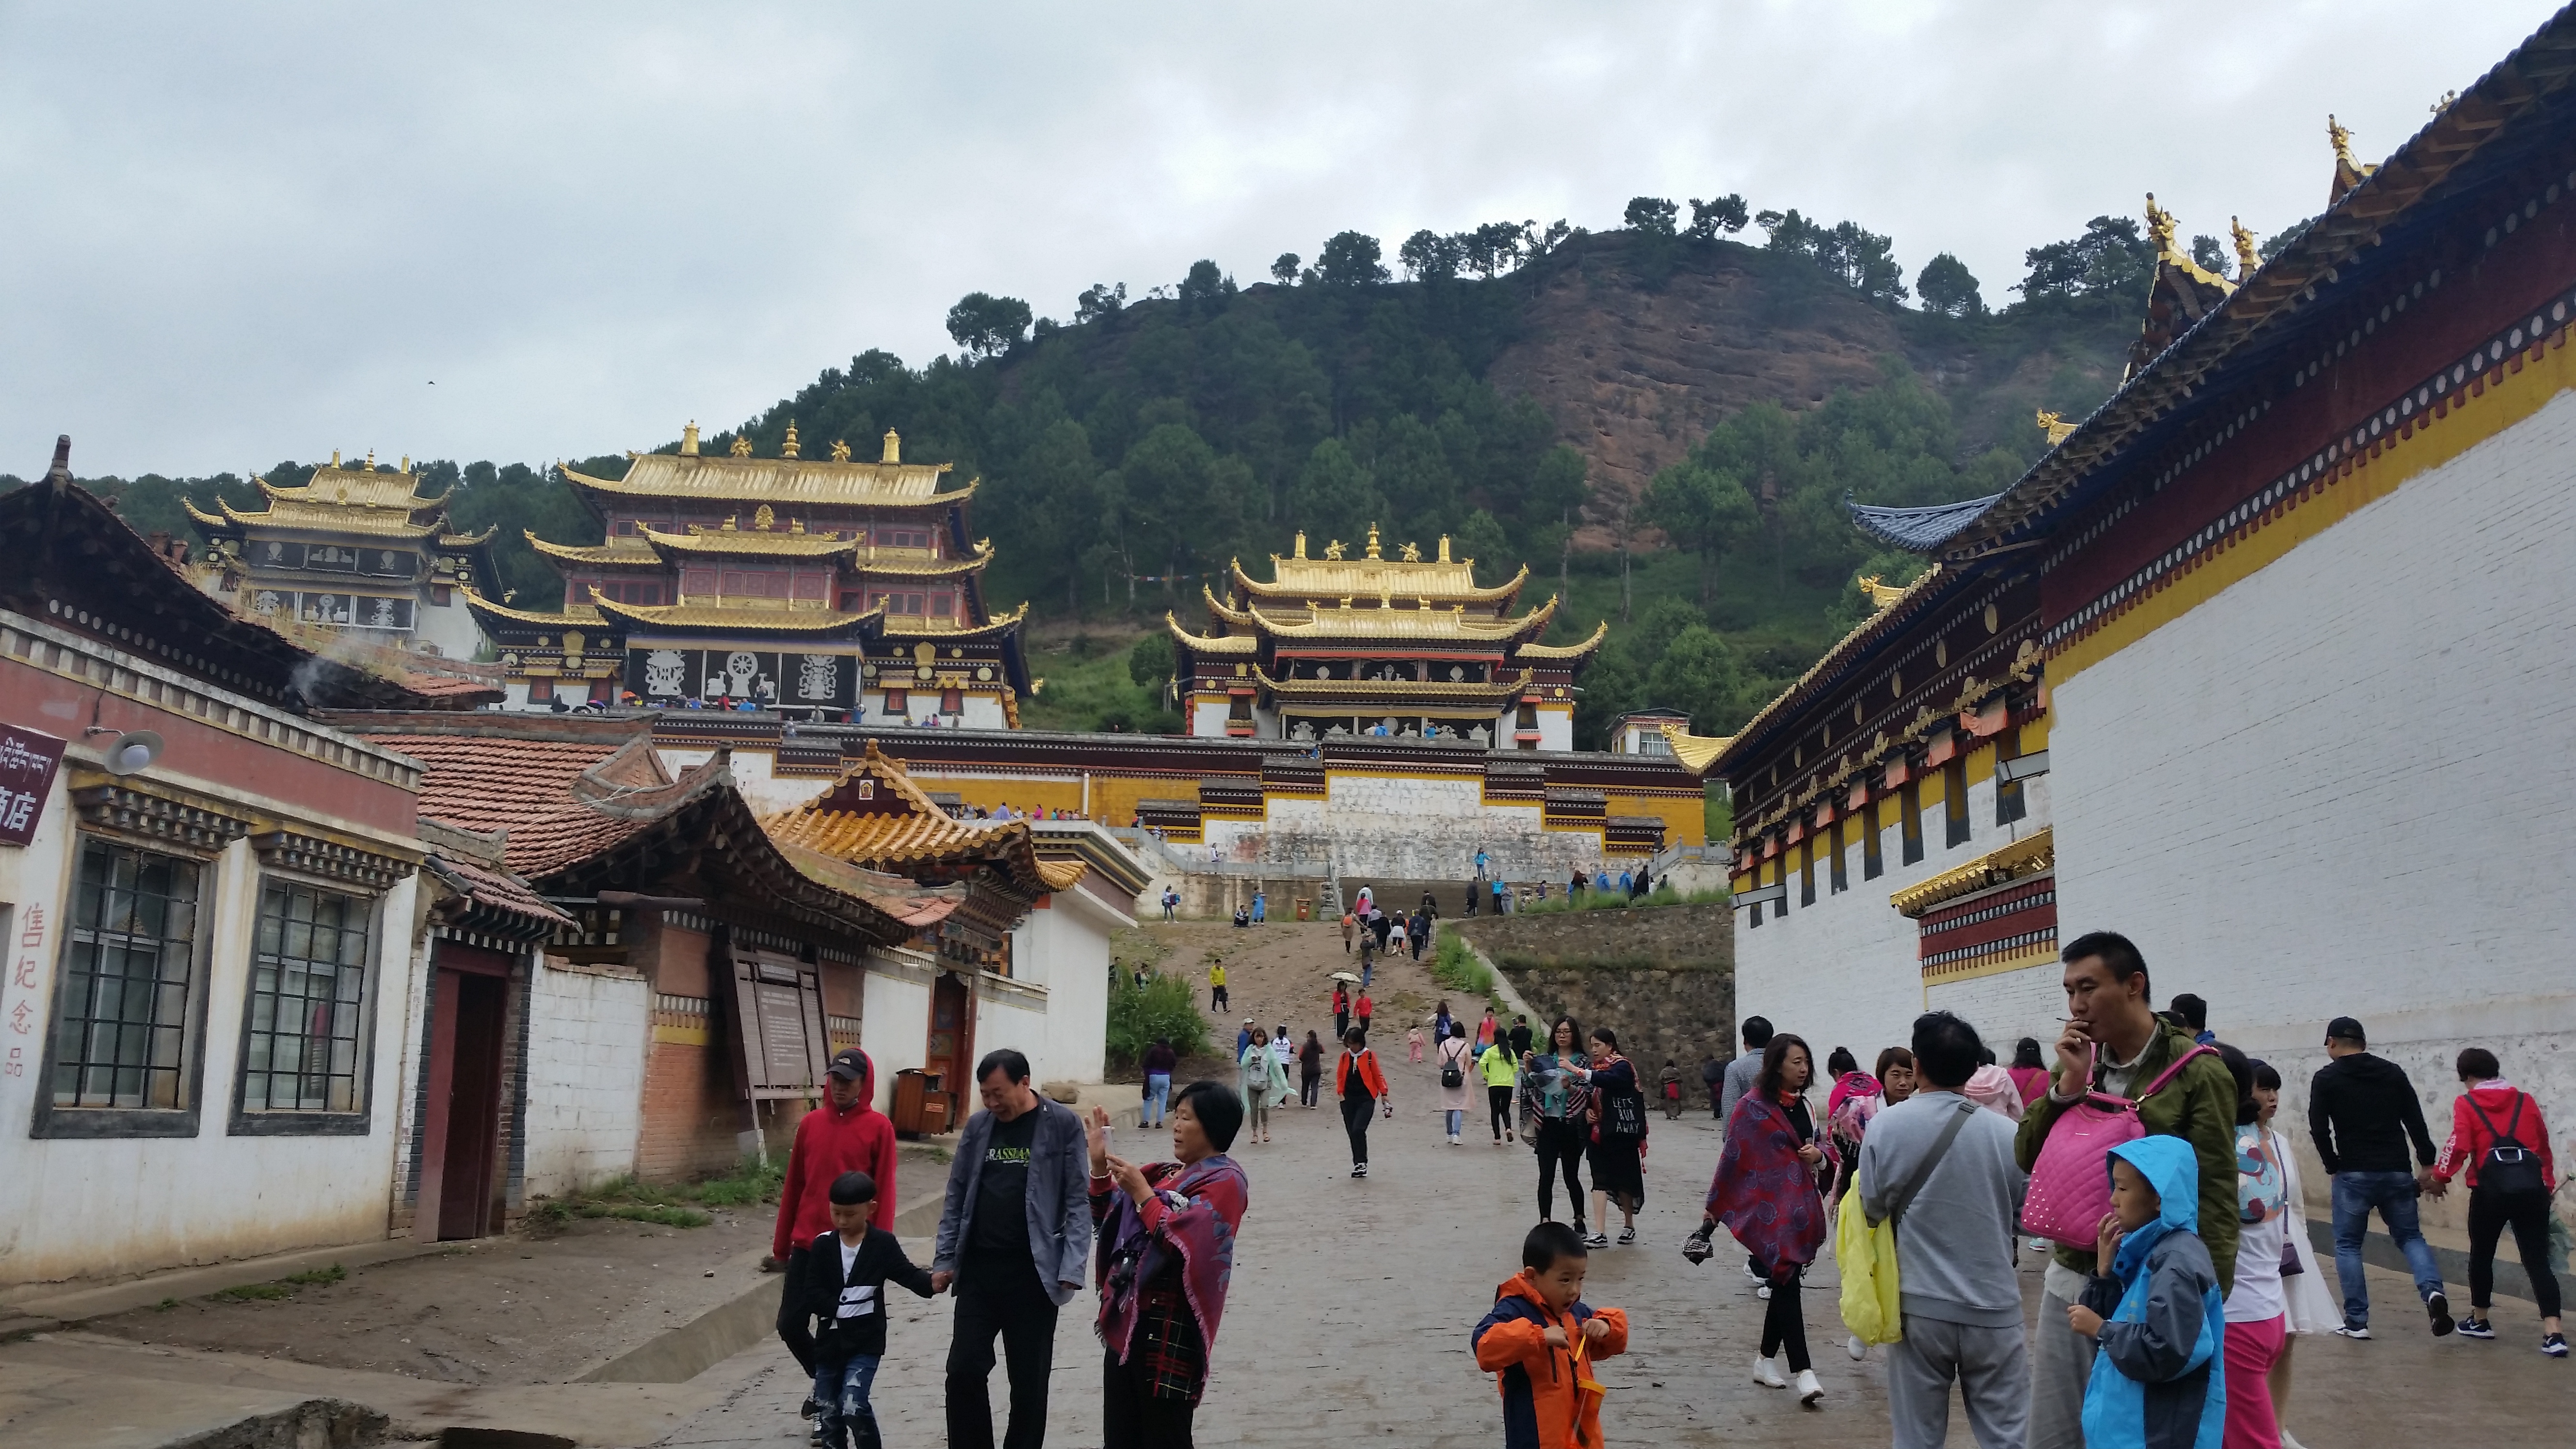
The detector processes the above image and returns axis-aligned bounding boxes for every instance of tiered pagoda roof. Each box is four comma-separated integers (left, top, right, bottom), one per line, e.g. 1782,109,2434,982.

1170,526,1602,663
184,453,496,552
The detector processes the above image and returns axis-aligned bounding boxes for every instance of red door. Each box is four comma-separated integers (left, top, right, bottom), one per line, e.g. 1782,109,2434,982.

416,945,512,1240
924,971,974,1131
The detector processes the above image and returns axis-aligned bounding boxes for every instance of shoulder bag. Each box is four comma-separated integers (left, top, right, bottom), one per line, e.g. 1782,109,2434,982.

2472,1093,2546,1195
2023,1042,2216,1249
1838,1095,1978,1345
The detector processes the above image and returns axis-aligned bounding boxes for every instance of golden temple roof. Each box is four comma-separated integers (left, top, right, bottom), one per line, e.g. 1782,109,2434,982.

528,533,658,566
459,588,607,628
766,741,1087,895
589,597,883,635
844,550,991,579
1656,722,1737,776
564,452,971,510
1516,619,1609,662
639,522,862,558
1889,828,2054,917
1244,594,1556,641
1230,527,1528,607
190,460,456,540
877,602,1029,640
1166,615,1258,654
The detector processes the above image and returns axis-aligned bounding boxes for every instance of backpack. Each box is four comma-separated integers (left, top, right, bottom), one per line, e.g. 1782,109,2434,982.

1440,1040,1466,1090
2472,1092,2546,1195
2023,1043,2216,1249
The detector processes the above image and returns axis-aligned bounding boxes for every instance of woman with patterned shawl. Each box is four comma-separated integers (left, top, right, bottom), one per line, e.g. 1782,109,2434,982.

1703,1032,1832,1406
1086,1084,1250,1448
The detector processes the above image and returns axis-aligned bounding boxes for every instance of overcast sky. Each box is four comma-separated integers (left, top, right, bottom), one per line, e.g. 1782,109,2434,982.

3,1,2559,479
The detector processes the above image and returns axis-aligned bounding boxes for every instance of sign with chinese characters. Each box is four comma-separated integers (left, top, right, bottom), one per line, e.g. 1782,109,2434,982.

0,725,66,848
4,901,45,1077
624,647,857,708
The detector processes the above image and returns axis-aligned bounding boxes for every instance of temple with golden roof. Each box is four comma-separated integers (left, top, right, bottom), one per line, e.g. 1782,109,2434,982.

467,424,1032,721
1167,525,1604,748
184,451,500,659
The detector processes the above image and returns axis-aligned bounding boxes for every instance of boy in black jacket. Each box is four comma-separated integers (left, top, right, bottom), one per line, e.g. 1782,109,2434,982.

792,1171,936,1449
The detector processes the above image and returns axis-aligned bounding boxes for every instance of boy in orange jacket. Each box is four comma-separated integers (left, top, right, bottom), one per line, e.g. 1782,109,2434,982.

1474,1221,1630,1448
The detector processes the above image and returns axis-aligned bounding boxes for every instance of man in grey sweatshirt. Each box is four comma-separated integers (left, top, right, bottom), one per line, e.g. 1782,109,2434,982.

1858,1011,2029,1449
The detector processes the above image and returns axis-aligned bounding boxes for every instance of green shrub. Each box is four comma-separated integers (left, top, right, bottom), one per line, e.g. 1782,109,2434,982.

1432,928,1498,1002
1106,970,1208,1070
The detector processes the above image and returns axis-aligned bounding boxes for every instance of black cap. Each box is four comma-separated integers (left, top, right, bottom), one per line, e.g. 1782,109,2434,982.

2324,1016,2367,1046
827,1047,869,1080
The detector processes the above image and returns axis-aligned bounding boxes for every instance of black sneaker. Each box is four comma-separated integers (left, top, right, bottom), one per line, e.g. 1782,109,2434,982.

1583,1232,1610,1249
2458,1316,2496,1339
1573,1218,1588,1238
1352,1163,1367,1178
2543,1332,2568,1358
2427,1290,2455,1337
1617,1227,1638,1246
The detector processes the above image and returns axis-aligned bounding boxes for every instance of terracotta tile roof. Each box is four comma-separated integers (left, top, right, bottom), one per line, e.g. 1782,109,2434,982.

424,853,575,932
354,719,674,877
400,673,507,708
769,843,967,928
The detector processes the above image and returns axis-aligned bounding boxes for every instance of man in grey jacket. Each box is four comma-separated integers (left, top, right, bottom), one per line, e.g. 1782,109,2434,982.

1859,1011,2029,1449
931,1048,1093,1449
1717,1014,1772,1128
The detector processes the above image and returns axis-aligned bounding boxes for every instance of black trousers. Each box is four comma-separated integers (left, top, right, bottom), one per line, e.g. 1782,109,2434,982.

1102,1349,1197,1448
946,1268,1059,1449
1534,1117,1585,1220
1210,985,1227,1011
1300,1072,1320,1107
1759,1265,1810,1372
1342,1092,1374,1165
2467,1185,2563,1318
1487,1085,1514,1139
776,1244,817,1374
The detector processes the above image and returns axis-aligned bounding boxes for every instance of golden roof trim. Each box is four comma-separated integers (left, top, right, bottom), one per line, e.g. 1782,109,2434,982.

639,523,859,558
1656,722,1736,776
1242,596,1551,640
1166,613,1257,653
563,453,971,509
528,532,658,565
1230,555,1528,604
876,602,1027,639
1516,619,1610,661
1890,828,2054,917
220,497,443,538
458,587,607,627
590,597,883,634
1702,564,1949,777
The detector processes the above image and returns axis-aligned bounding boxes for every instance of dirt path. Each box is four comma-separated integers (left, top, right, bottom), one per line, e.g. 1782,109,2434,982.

1141,919,1491,1064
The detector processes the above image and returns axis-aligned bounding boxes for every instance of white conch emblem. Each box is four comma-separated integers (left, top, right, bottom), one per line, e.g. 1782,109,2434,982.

644,650,685,696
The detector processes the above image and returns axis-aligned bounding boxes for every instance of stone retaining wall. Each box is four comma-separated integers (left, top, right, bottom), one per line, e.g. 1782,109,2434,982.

1453,904,1736,1087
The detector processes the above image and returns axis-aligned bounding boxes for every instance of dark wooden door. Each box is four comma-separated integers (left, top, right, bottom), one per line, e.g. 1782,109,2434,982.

925,971,973,1129
417,964,509,1241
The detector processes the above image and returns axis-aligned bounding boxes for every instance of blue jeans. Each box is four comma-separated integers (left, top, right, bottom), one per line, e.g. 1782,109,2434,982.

814,1353,881,1449
2331,1169,2446,1327
1446,1108,1464,1136
1144,1073,1171,1125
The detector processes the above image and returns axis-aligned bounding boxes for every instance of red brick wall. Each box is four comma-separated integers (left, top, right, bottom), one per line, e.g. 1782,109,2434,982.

637,1037,746,1183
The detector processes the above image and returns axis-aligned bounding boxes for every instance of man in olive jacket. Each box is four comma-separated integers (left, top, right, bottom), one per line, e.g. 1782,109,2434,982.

2014,932,2238,1449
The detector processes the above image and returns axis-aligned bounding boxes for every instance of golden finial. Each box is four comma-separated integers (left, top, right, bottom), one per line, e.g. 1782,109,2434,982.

1323,538,1347,561
1858,573,1907,609
1400,540,1421,563
365,449,375,470
2230,217,2259,281
399,454,409,472
754,503,775,530
2328,113,2355,162
2142,193,2178,257
2431,90,2458,115
975,537,992,554
330,449,341,467
781,420,800,459
681,420,701,455
882,429,901,464
729,433,753,458
1292,531,1307,560
789,515,806,534
830,437,852,463
1437,535,1451,563
1364,523,1382,560
2328,113,2378,202
722,514,740,531
2036,409,2076,446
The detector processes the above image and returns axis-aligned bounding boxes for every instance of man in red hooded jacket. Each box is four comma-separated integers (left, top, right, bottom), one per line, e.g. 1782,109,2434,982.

773,1047,899,1373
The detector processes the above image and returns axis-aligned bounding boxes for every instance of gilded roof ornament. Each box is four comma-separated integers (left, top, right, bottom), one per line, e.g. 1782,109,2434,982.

682,420,701,456
1364,523,1382,560
2328,114,2378,203
330,449,342,467
830,437,852,462
2230,217,2259,281
2036,409,2076,447
729,433,753,458
365,450,375,470
1399,540,1421,563
1292,531,1308,560
1857,573,1908,609
883,429,901,464
2142,193,2178,257
1437,535,1451,563
1323,538,1346,560
754,504,775,530
781,421,800,459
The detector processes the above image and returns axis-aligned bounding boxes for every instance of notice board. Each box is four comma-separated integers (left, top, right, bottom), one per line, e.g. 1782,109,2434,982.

725,949,831,1101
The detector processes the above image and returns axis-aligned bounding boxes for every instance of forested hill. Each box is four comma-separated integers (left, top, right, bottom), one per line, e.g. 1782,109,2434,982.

23,204,2275,744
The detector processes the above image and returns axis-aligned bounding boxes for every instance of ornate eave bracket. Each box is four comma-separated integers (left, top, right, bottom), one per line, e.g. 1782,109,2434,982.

251,829,419,893
70,781,255,859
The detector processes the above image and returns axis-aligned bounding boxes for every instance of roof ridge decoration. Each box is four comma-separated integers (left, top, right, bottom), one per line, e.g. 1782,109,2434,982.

558,449,967,509
1514,618,1609,661
765,741,1087,894
1863,12,2576,565
2126,193,2238,381
1673,563,1953,778
2328,113,2380,204
1656,721,1736,775
1890,827,2054,918
458,585,607,628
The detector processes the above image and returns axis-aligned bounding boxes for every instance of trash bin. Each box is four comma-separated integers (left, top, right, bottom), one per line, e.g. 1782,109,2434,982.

892,1068,949,1137
1294,897,1313,920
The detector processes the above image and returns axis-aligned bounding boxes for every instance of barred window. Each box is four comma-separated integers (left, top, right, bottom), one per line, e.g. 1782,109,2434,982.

240,883,372,1114
51,839,203,1110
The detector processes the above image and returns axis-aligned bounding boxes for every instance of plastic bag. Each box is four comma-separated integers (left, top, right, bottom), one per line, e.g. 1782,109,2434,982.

1835,1187,1903,1345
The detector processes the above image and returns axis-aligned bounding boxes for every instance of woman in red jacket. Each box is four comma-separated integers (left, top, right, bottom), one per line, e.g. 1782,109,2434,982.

1336,1027,1393,1178
2425,1046,2563,1354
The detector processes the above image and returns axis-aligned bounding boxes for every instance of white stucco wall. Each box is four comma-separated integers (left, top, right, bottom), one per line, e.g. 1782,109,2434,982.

2049,388,2576,1216
0,825,422,1287
1013,885,1123,1086
1732,764,2056,1065
977,982,1054,1088
519,960,650,1199
860,958,934,1114
413,592,487,661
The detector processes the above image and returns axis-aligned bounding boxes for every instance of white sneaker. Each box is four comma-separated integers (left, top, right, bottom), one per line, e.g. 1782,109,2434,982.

1795,1368,1823,1405
1757,1284,1772,1300
2279,1433,2308,1449
1846,1334,1867,1361
1752,1355,1787,1388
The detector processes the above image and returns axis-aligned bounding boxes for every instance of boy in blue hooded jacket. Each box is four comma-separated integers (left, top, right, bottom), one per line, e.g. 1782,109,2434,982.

2065,1135,2226,1449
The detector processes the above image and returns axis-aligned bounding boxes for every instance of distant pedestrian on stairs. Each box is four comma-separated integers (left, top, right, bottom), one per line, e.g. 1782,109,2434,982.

1208,962,1228,1014
1341,911,1355,952
1332,982,1351,1042
1337,1027,1394,1176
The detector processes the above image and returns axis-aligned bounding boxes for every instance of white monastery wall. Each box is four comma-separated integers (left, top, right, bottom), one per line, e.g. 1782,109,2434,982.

977,980,1054,1089
1242,772,1558,880
1014,891,1117,1086
519,960,650,1199
860,958,934,1113
2051,390,2576,1204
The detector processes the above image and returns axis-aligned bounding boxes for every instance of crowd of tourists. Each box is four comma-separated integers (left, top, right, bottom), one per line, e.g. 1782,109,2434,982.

761,925,2562,1449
